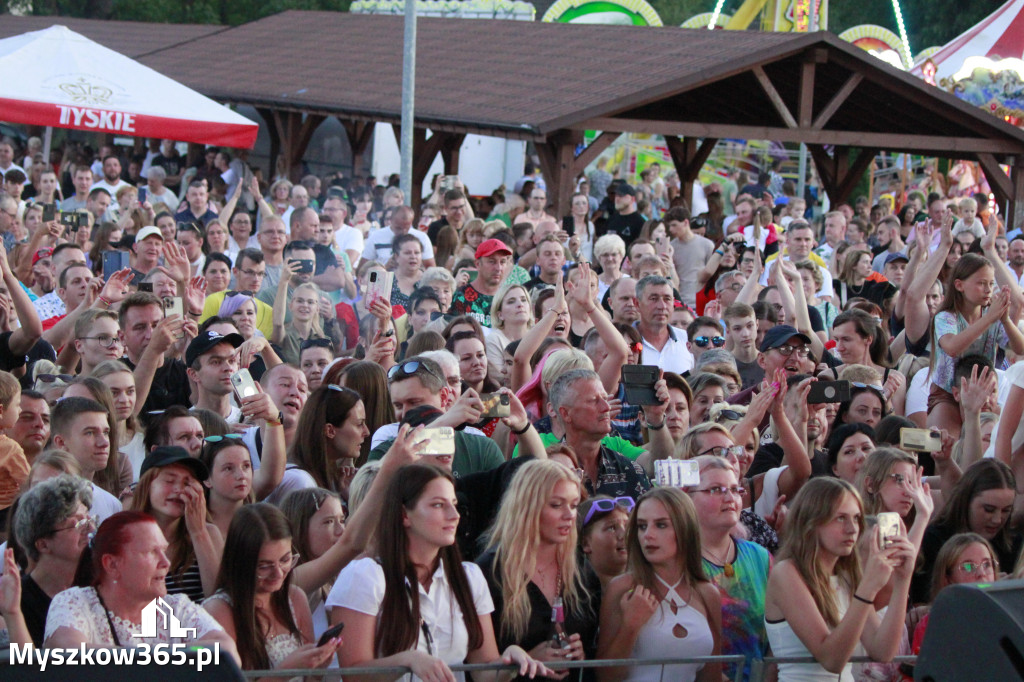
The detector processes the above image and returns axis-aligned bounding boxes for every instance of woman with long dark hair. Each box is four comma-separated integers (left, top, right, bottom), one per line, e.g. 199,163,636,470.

328,463,550,681
268,384,368,504
204,504,340,673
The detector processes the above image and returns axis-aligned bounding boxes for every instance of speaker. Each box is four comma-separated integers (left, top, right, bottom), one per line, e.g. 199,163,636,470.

916,578,1024,681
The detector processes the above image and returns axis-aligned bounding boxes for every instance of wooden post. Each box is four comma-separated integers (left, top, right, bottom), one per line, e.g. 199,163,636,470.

341,119,375,178
535,130,582,216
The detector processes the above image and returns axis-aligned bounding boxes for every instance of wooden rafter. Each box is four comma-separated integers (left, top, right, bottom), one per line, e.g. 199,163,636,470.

752,65,797,129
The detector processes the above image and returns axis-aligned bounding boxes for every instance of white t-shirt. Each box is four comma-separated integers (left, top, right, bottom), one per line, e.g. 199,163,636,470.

264,465,317,506
90,483,122,522
362,226,435,264
334,224,365,260
326,556,494,682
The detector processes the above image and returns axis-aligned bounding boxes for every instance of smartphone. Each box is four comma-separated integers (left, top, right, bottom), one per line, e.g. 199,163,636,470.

900,427,943,452
230,369,260,400
440,175,458,193
807,380,851,404
655,235,668,255
414,426,456,456
138,282,153,293
654,459,700,488
481,392,511,419
877,512,901,547
138,187,147,204
467,270,478,283
102,251,130,282
296,259,315,274
316,622,345,647
366,269,393,305
42,203,56,222
60,211,79,231
162,296,184,319
621,365,661,406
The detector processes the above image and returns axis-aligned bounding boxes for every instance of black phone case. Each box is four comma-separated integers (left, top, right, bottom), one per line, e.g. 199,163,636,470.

621,365,660,405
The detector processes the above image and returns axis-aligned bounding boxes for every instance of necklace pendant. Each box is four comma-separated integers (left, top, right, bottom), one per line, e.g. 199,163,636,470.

723,563,735,578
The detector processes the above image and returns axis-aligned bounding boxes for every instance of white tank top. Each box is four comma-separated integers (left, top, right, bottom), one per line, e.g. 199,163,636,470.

624,573,715,682
765,575,854,681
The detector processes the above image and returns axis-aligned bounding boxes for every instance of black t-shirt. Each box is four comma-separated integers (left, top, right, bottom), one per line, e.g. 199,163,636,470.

476,550,600,679
121,356,191,413
20,572,51,646
426,217,450,244
0,331,57,384
604,211,646,244
311,243,339,275
748,442,831,479
454,455,533,560
152,152,185,191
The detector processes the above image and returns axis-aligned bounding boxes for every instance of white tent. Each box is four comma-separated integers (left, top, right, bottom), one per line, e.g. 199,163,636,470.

912,0,1024,82
0,25,258,148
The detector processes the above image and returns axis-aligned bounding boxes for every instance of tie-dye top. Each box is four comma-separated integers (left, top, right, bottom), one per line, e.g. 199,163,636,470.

702,538,772,682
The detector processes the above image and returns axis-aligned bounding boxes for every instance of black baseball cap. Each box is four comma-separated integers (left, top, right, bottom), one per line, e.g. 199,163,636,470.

139,446,209,480
185,330,243,367
759,324,812,353
614,183,637,197
884,252,909,265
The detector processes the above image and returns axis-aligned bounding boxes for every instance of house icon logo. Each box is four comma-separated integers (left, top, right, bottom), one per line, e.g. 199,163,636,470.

131,597,197,639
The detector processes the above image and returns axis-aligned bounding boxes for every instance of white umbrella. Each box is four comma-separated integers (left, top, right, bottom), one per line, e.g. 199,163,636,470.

0,25,258,148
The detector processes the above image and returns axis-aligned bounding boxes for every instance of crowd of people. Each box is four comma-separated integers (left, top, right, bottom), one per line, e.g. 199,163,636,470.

0,134,1020,681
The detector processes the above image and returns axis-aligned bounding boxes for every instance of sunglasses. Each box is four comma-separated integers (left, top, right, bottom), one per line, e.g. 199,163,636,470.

713,409,744,423
582,497,635,526
693,335,725,348
301,337,334,351
388,360,444,385
225,290,255,298
851,382,884,392
36,374,74,383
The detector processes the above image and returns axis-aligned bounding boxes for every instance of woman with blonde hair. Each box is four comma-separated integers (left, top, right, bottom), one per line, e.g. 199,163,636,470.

857,447,933,553
90,361,145,481
487,282,534,385
272,281,339,365
598,486,722,682
477,459,595,672
764,477,915,680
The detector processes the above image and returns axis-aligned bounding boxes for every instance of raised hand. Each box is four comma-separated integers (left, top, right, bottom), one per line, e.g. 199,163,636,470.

906,466,934,523
621,584,659,630
162,242,192,284
959,365,996,415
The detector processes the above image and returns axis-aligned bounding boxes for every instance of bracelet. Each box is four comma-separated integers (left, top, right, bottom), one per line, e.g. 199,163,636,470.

511,421,531,435
852,593,873,605
265,410,284,427
188,309,203,317
714,250,724,256
647,421,666,430
98,296,112,308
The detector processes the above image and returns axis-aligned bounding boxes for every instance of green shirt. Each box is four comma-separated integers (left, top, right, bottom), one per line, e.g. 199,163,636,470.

368,429,504,478
511,433,645,460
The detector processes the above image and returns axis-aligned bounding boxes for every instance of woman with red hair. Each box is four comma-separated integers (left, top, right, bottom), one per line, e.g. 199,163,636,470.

42,511,238,661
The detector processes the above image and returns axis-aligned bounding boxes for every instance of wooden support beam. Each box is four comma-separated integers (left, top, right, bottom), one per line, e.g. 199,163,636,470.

978,153,1013,208
798,61,816,128
577,117,1023,157
663,136,719,211
752,65,797,129
1009,161,1024,232
807,144,837,200
811,73,863,130
256,108,281,180
342,119,375,176
439,133,466,174
535,130,582,216
834,148,879,203
573,132,618,172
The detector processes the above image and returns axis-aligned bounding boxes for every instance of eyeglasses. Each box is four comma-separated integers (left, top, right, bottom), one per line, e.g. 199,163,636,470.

204,434,244,443
79,334,121,348
956,559,995,575
582,497,635,526
52,514,98,535
256,551,300,580
691,485,746,497
851,382,884,392
36,374,74,383
772,345,811,358
725,283,744,292
226,290,255,298
713,409,744,423
693,335,725,348
388,360,445,385
698,445,745,459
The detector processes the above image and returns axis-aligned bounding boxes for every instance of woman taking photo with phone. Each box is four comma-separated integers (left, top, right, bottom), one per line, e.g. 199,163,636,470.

597,487,722,682
764,477,915,681
204,503,341,674
328,463,551,681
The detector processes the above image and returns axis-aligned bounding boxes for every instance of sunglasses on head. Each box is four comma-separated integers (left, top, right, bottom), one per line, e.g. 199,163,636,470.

301,337,334,351
693,335,725,348
388,360,444,385
713,409,744,422
582,497,635,527
36,374,73,383
204,434,244,443
226,290,255,298
851,381,884,392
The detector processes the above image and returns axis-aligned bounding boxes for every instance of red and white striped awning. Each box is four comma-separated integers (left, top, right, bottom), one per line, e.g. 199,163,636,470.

0,25,258,148
912,0,1024,82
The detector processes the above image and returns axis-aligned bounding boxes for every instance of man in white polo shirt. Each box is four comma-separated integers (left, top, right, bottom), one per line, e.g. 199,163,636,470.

634,275,693,374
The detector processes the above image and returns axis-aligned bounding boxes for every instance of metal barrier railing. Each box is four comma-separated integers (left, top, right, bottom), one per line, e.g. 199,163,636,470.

242,654,749,682
243,653,918,681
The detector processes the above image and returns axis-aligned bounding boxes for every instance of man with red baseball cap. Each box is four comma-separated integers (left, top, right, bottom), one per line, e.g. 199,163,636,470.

449,238,513,327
